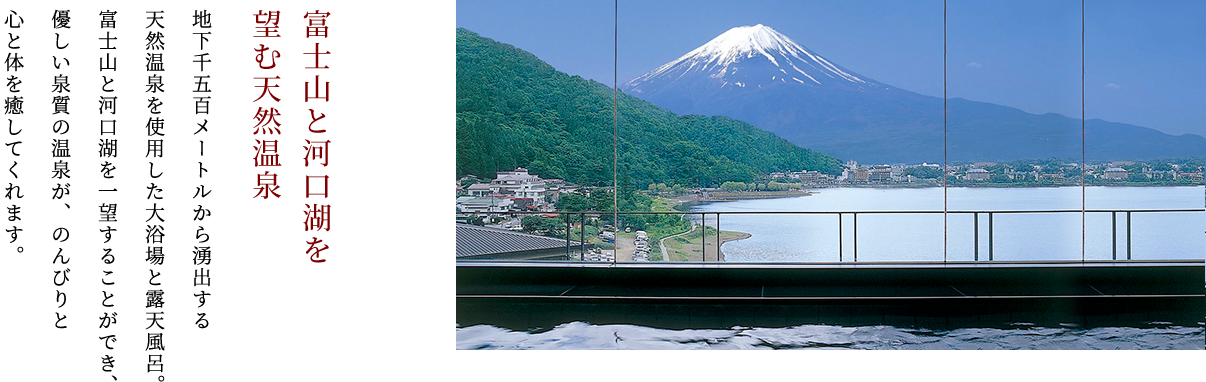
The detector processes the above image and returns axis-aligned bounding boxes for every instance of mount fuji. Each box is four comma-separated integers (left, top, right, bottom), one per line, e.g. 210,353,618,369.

622,24,1206,163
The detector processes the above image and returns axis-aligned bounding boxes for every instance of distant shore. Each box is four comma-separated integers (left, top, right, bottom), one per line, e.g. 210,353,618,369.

704,190,812,201
666,184,1203,202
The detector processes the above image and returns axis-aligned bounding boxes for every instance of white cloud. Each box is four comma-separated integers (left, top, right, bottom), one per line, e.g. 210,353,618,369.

1104,83,1120,89
966,61,982,69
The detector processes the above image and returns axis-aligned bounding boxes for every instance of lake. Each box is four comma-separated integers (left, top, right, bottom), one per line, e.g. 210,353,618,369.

690,186,1204,263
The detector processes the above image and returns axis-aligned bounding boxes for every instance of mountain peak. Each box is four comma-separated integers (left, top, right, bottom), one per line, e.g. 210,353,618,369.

624,24,874,95
702,24,793,58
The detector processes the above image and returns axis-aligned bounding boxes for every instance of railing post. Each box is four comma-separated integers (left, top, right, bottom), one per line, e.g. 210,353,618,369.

853,212,858,262
838,213,843,262
1111,211,1117,260
700,213,706,262
581,213,586,259
716,213,721,262
1126,211,1132,260
974,212,979,262
566,213,571,259
988,212,994,261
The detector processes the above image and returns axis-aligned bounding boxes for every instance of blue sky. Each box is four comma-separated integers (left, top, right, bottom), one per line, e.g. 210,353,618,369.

457,0,1206,138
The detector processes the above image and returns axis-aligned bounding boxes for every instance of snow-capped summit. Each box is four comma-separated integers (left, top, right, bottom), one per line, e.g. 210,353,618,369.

623,24,878,96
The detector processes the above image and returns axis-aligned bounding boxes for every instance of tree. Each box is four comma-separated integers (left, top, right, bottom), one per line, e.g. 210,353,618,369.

466,215,486,226
556,193,590,211
589,189,614,211
458,177,481,189
527,159,563,181
1062,167,1082,179
767,181,792,191
720,181,747,192
904,166,942,179
521,216,546,233
522,215,567,236
456,28,842,189
1012,163,1037,172
1149,162,1173,171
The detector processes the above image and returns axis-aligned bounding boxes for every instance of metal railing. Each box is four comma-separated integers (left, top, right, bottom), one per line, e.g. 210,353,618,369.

461,208,1203,263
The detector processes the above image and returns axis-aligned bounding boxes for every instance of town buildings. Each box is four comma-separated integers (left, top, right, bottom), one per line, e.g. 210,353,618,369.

965,168,990,181
1103,167,1129,181
868,165,892,182
853,168,870,182
489,168,548,205
457,167,572,213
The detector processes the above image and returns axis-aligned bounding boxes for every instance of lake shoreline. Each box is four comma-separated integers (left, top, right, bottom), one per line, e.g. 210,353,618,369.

689,186,1203,263
669,184,1202,206
718,231,752,261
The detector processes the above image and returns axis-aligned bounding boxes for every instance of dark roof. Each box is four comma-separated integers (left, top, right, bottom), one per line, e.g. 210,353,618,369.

456,224,581,258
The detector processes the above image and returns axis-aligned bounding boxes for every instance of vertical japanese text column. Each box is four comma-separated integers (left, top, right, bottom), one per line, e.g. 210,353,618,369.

253,9,330,261
2,9,13,243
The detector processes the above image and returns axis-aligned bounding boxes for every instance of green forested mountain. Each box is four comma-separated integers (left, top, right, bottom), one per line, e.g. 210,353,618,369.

456,28,841,188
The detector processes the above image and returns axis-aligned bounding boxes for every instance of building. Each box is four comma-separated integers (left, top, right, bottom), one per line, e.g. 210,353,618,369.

1142,169,1176,180
965,168,990,181
542,179,568,205
1039,173,1065,182
456,224,583,260
867,165,892,182
466,183,493,197
853,168,869,182
489,167,548,206
890,166,905,182
1103,167,1129,181
794,170,825,184
1005,170,1037,181
456,196,514,213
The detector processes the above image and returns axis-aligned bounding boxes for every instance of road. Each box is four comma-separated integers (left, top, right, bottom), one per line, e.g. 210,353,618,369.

614,234,634,262
658,224,697,262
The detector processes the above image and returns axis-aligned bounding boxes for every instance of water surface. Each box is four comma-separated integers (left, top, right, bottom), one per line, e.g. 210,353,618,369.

690,187,1204,262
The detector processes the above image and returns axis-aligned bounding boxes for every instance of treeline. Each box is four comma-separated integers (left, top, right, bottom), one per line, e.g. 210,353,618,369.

456,28,841,190
719,181,798,192
520,188,684,236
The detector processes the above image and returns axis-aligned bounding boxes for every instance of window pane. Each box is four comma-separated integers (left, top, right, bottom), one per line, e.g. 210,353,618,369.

947,0,1084,261
1084,0,1206,261
619,0,943,262
456,0,616,261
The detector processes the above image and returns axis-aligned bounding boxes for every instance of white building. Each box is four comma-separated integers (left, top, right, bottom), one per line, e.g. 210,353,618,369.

489,167,548,206
456,196,514,213
466,183,493,197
